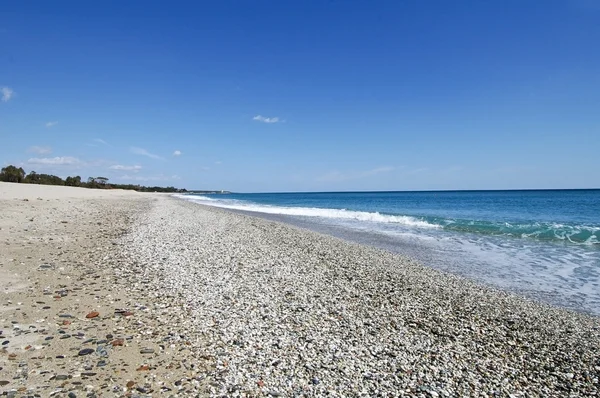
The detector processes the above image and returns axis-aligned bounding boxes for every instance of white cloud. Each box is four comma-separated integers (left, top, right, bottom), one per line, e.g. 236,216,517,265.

27,146,52,154
1,87,14,102
27,156,81,166
94,138,108,145
173,150,182,156
130,147,163,160
215,160,222,165
317,166,395,182
253,115,280,124
45,121,58,128
109,164,142,172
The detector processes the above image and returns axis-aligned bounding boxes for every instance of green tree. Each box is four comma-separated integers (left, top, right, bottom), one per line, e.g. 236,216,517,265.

0,165,26,183
65,176,82,186
95,177,109,186
24,171,40,184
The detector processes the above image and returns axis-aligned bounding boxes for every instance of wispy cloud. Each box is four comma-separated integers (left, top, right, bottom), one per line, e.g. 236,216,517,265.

27,156,82,166
317,166,395,182
85,138,109,148
1,87,14,102
173,150,182,156
45,121,58,128
253,115,280,124
130,147,163,160
27,146,52,155
109,164,142,172
215,160,222,165
118,174,180,182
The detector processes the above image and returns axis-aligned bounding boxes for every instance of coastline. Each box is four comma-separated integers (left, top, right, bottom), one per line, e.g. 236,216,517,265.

128,196,599,396
2,185,599,396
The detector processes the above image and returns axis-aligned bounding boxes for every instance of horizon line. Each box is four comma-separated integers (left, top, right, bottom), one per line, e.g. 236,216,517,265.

188,187,600,195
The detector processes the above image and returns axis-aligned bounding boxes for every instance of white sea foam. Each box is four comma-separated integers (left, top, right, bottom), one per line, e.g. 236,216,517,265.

175,194,216,201
177,195,439,229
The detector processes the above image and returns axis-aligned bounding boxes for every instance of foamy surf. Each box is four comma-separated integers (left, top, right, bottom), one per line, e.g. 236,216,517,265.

177,194,600,245
177,194,439,229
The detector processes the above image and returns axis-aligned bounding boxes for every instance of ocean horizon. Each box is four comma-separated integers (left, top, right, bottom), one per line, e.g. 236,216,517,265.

178,189,600,315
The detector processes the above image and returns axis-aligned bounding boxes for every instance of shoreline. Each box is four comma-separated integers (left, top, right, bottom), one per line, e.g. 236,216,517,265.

187,201,600,317
128,196,599,396
2,184,599,396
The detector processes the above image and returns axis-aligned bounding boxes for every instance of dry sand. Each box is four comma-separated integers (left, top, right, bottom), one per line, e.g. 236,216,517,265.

0,183,197,397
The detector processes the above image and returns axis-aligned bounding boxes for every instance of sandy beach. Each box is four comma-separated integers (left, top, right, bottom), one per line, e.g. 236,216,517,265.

1,182,599,397
0,183,199,397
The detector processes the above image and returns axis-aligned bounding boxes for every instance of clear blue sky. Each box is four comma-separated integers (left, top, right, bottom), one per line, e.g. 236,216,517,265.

1,0,599,192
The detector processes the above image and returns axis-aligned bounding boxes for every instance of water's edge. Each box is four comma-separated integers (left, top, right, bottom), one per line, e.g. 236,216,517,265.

205,204,599,316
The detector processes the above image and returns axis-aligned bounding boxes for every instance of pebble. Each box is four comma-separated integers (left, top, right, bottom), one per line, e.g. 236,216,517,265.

77,348,94,356
85,311,99,319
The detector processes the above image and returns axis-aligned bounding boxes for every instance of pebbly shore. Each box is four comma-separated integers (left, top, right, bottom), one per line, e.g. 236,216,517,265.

2,187,599,397
121,196,599,397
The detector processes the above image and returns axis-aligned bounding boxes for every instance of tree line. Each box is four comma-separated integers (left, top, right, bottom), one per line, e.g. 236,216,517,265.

0,165,187,193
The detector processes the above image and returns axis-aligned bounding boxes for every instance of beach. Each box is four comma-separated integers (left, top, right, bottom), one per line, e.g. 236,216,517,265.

1,183,599,397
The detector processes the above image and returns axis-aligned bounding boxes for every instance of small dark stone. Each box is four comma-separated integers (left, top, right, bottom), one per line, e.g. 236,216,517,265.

2,340,9,345
54,375,69,380
78,348,94,356
82,372,97,377
45,336,54,340
60,334,71,339
136,387,147,393
68,392,77,398
97,360,107,367
0,380,9,386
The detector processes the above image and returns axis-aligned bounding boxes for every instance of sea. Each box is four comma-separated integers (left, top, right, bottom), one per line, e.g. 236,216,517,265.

176,190,600,315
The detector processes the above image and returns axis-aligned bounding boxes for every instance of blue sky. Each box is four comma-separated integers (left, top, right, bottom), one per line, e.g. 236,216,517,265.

1,0,599,192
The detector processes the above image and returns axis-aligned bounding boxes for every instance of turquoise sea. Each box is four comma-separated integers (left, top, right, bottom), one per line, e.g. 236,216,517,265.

178,190,600,314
